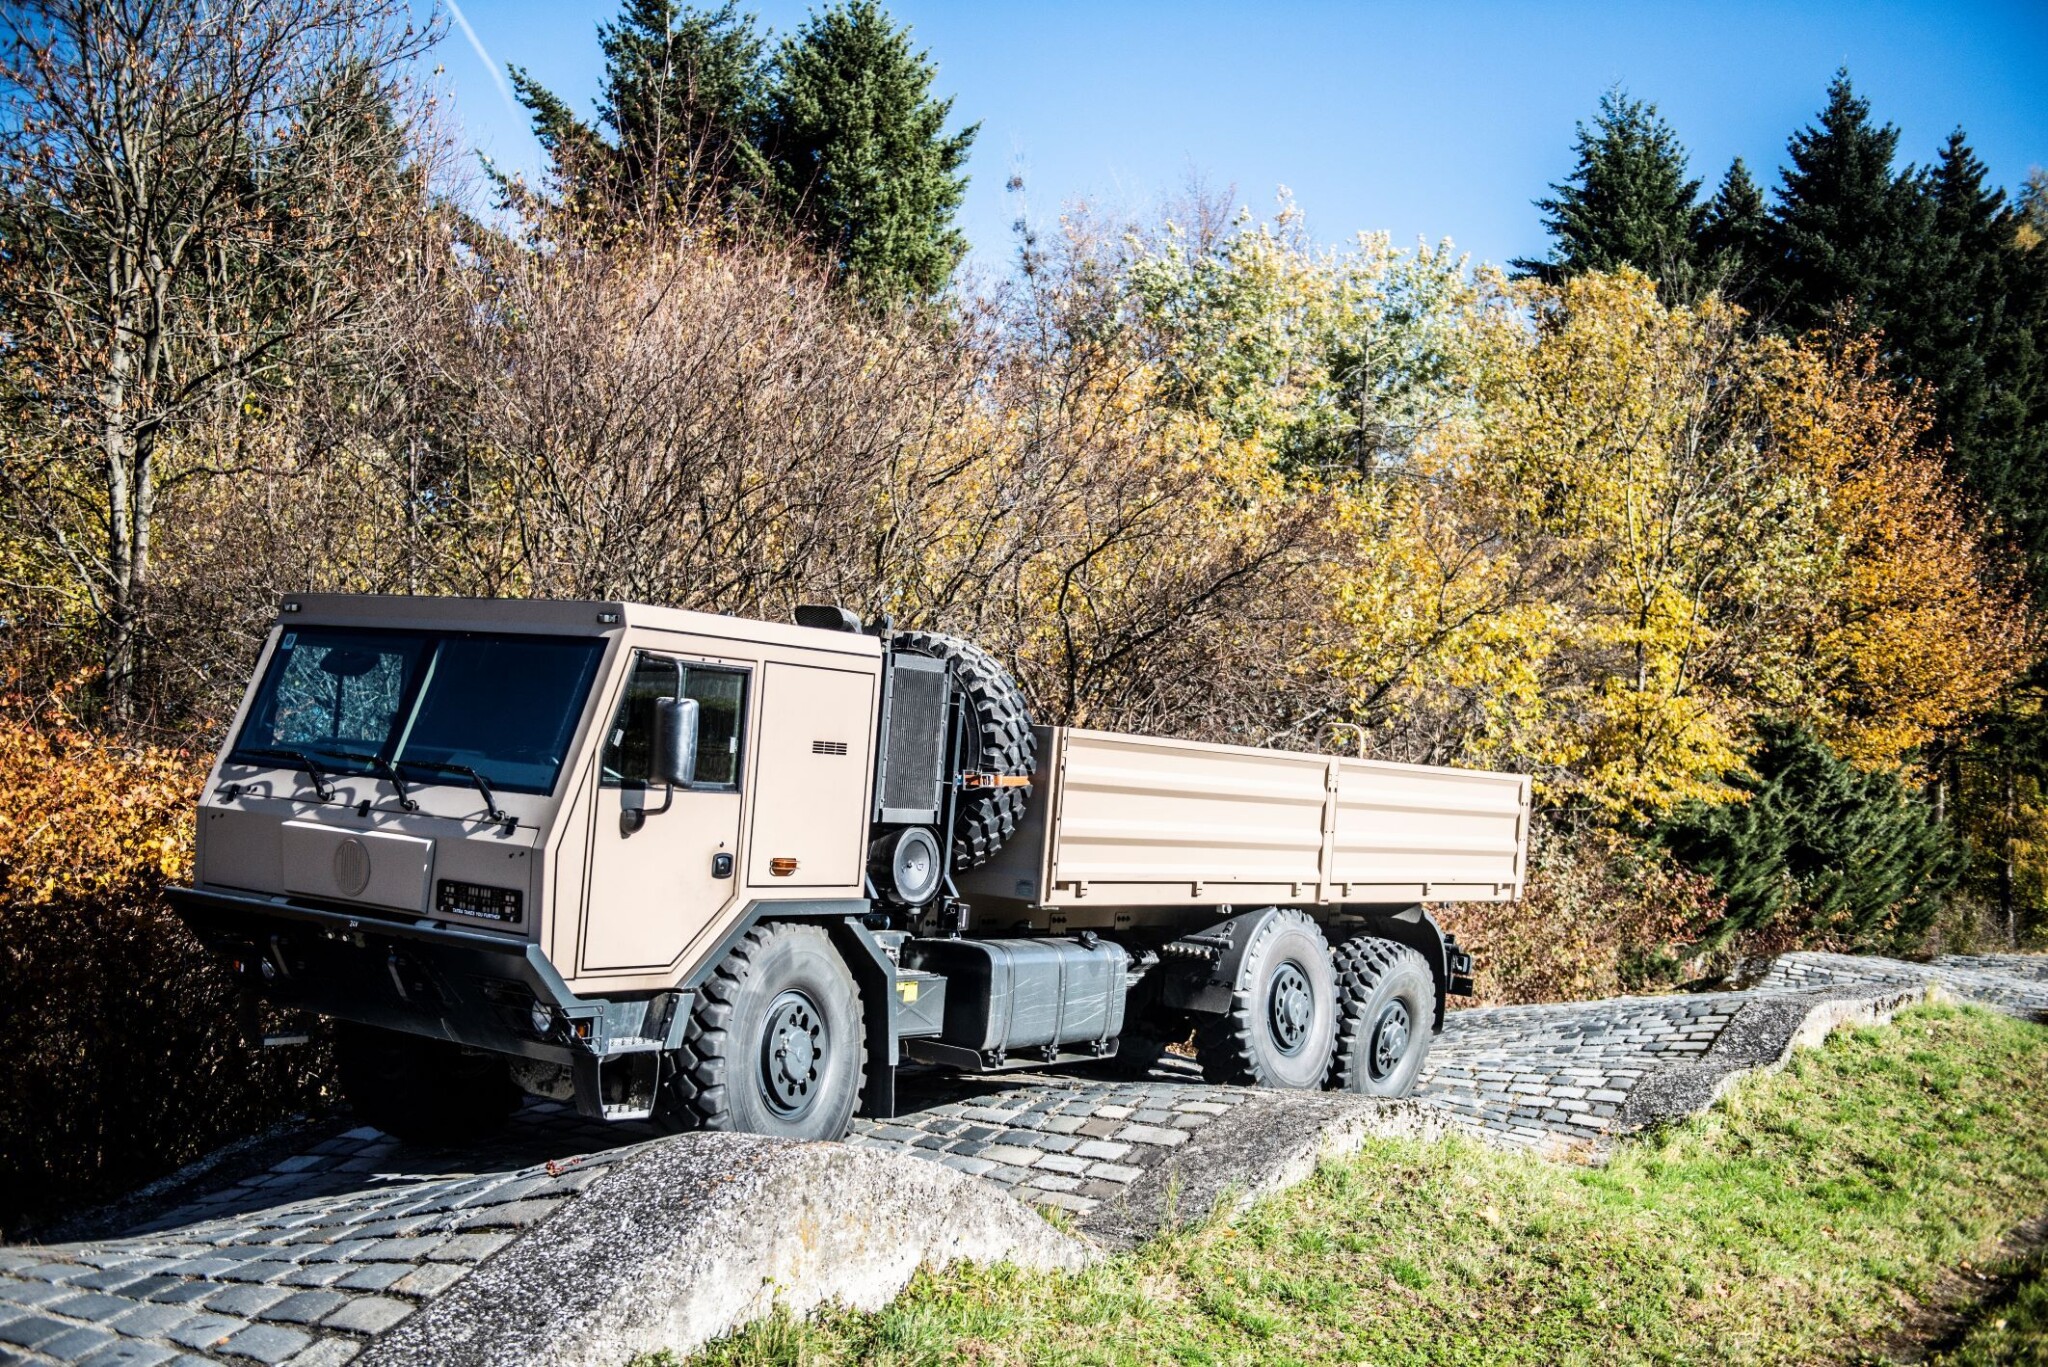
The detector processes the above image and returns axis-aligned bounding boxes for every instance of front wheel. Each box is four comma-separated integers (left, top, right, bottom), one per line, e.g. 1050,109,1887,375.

1195,909,1338,1089
659,922,866,1140
333,1023,520,1145
1326,937,1436,1097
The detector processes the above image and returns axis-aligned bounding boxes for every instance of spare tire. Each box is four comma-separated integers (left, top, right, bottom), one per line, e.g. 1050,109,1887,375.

892,630,1035,870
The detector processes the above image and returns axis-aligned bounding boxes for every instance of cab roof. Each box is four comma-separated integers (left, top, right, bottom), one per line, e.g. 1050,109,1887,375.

275,593,884,658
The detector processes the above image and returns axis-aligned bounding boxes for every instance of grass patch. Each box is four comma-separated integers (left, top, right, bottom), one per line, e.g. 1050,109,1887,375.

667,1004,2048,1365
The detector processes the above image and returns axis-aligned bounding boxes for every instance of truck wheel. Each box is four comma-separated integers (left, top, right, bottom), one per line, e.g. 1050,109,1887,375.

333,1023,520,1145
892,630,1035,870
1326,937,1436,1097
661,923,866,1140
1195,909,1338,1089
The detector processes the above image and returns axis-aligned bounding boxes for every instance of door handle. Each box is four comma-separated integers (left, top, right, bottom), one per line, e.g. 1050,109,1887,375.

712,852,734,879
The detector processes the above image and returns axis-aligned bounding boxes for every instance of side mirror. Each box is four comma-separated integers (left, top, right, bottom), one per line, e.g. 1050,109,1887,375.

652,696,699,788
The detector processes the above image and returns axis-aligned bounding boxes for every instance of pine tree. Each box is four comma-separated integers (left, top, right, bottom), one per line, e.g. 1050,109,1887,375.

511,1,767,219
1763,69,1922,333
1888,133,2004,482
1512,88,1703,295
1658,721,1959,949
1698,157,1771,303
755,0,976,303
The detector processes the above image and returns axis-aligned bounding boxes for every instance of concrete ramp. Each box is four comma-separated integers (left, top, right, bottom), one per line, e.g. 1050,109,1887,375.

359,1133,1088,1366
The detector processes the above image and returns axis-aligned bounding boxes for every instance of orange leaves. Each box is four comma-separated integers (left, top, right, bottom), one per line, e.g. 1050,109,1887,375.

1766,334,2034,768
0,672,205,907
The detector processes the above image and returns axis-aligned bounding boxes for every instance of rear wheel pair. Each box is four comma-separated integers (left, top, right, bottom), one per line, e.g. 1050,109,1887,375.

1187,911,1435,1097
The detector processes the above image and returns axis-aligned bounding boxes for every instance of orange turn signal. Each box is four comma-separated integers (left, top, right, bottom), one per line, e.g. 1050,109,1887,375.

769,857,799,877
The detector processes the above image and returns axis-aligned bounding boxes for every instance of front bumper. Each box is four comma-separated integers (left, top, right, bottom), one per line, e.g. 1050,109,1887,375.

169,886,679,1120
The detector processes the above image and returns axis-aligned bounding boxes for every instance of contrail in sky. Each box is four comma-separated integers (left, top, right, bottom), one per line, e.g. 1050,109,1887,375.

443,0,522,124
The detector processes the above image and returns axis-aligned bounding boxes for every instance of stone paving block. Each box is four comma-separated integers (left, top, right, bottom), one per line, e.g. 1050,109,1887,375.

203,1285,295,1319
0,1281,74,1308
1072,1139,1133,1161
67,1270,148,1295
424,1233,510,1264
1113,1124,1188,1147
220,1323,312,1365
1037,1191,1098,1214
975,1145,1042,1168
164,1313,247,1351
332,1265,409,1294
356,1238,443,1264
257,1290,351,1327
389,1264,466,1299
319,1295,413,1335
39,1324,119,1362
1084,1162,1145,1184
0,1314,75,1349
46,1293,139,1324
277,1267,351,1289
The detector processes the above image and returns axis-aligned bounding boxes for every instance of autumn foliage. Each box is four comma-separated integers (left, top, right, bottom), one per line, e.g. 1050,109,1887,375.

0,677,329,1235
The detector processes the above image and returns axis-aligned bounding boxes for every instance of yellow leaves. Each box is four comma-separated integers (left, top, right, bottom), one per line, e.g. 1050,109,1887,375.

1313,268,2029,819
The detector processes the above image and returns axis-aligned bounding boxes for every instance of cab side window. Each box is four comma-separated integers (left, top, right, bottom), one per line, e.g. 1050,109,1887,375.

600,654,748,789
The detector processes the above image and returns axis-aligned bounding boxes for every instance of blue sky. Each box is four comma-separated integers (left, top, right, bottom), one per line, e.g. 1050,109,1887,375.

433,1,2048,272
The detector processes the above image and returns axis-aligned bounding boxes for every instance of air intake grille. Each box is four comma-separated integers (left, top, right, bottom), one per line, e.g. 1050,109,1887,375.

879,658,948,821
812,740,849,756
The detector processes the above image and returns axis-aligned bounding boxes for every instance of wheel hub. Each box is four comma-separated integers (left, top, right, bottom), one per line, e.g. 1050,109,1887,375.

1268,961,1313,1056
760,990,827,1119
1369,1000,1412,1081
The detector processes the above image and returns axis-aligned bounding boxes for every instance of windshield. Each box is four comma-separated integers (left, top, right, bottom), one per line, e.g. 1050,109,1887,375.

231,626,608,797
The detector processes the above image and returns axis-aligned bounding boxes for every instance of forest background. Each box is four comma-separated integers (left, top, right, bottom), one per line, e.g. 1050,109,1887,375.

1,0,2044,1230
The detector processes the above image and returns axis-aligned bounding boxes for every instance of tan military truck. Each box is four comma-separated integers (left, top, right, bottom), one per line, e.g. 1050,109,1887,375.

171,594,1529,1143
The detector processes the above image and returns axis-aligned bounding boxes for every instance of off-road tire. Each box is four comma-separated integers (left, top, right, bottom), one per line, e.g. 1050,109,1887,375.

891,630,1035,870
334,1023,521,1145
1326,936,1436,1097
658,922,866,1140
1194,909,1339,1089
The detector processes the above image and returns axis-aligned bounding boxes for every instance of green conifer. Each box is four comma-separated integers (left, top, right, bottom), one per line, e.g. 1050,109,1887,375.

754,0,976,303
1513,88,1703,295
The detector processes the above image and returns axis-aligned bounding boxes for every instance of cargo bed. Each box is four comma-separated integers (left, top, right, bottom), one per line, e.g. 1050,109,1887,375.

956,726,1530,922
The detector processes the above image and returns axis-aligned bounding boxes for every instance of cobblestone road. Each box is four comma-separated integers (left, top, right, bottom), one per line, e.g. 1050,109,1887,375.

3,951,2042,1366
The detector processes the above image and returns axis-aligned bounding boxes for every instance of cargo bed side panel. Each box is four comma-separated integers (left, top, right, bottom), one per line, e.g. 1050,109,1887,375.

957,726,1529,913
1331,759,1529,901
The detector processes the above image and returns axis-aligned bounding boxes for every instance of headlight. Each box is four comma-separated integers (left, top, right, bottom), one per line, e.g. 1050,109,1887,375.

529,1001,555,1037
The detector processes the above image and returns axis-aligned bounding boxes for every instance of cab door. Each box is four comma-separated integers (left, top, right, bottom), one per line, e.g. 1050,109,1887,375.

579,651,748,973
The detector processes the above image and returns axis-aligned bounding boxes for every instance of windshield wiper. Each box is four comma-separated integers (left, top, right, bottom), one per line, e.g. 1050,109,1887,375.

319,748,419,812
232,747,336,802
394,758,513,830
